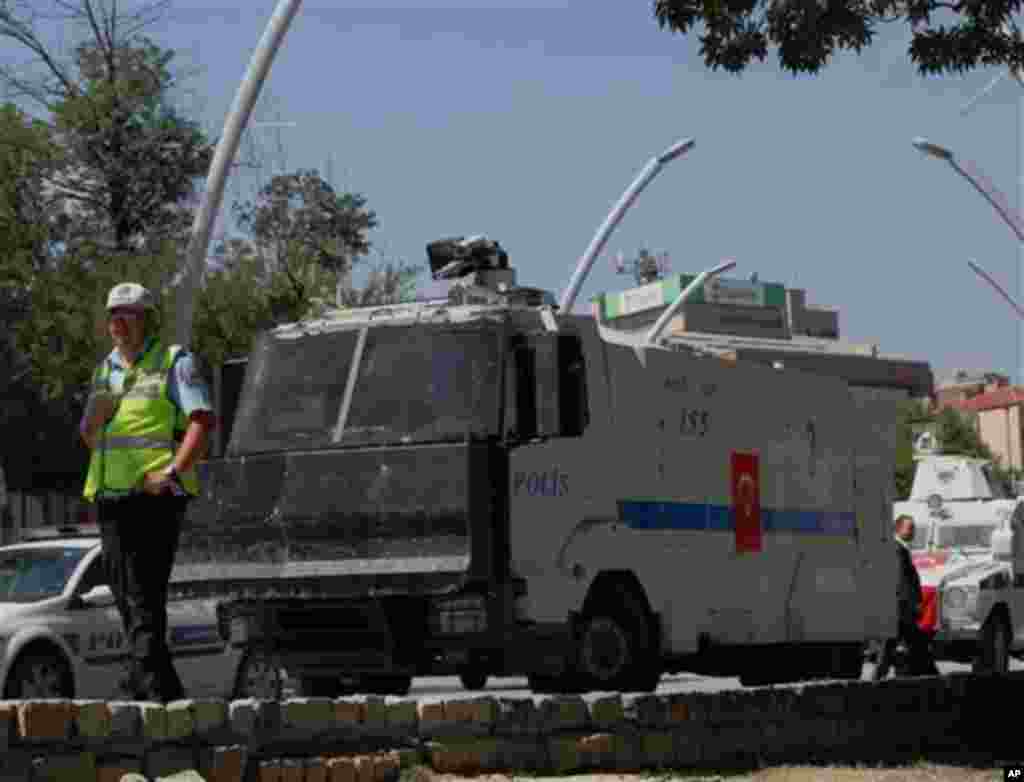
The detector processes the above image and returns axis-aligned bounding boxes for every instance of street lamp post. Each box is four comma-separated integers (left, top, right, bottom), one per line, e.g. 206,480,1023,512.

911,137,1024,242
559,137,696,314
174,0,304,347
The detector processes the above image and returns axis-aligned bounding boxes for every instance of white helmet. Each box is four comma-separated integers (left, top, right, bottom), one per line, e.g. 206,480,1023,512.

106,282,155,312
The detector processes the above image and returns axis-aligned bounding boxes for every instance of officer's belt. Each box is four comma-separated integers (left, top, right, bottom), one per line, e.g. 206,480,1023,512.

97,435,175,451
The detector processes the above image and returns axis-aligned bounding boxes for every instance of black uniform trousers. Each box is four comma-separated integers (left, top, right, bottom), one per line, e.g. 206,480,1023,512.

97,493,188,702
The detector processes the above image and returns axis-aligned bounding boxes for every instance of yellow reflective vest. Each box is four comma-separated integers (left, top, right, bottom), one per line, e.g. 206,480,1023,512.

82,341,200,501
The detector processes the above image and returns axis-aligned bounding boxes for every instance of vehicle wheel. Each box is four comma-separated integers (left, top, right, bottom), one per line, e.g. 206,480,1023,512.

459,668,488,691
232,645,285,699
3,648,74,699
973,613,1011,675
577,589,659,692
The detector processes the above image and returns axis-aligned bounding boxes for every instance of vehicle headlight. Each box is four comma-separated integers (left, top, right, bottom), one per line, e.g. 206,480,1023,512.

942,585,979,619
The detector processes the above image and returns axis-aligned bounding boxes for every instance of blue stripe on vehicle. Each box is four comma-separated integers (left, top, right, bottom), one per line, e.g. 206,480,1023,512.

618,501,856,536
170,625,221,645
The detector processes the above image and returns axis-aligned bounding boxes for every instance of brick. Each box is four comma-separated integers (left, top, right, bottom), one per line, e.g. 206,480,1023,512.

546,735,583,774
442,696,496,736
146,746,197,780
165,700,195,741
17,700,77,741
96,760,143,782
140,703,168,741
229,700,257,737
75,700,113,739
191,700,228,737
494,697,538,736
589,695,624,730
258,760,282,782
623,694,666,728
0,700,15,750
371,752,399,782
496,737,546,773
415,701,444,738
0,749,35,782
353,756,374,782
428,738,499,775
204,746,246,782
673,728,702,767
384,699,416,733
538,695,588,733
393,748,421,770
109,702,143,739
280,759,303,782
639,731,675,769
332,700,365,730
32,751,97,782
303,757,327,782
281,697,334,737
325,757,355,782
665,695,691,724
577,732,622,769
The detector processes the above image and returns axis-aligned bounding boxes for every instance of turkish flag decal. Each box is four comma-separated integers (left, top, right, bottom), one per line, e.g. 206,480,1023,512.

731,451,762,553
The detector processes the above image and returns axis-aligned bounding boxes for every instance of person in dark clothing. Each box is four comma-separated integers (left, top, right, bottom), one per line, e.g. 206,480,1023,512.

874,514,939,679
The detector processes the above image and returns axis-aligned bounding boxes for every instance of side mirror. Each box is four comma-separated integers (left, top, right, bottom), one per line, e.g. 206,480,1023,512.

992,527,1014,561
80,584,116,608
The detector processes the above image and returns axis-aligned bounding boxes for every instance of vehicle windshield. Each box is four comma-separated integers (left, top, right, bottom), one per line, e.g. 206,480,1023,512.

229,323,503,454
934,524,996,550
0,546,87,602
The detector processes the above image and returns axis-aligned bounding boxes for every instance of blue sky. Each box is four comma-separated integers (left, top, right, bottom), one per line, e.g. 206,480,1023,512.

52,2,1024,382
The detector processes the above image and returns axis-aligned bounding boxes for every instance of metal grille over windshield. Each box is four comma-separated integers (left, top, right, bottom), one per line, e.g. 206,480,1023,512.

342,325,502,447
228,323,503,455
229,329,357,455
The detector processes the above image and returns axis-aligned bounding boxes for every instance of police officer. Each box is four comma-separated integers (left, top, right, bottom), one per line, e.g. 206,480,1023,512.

79,282,216,702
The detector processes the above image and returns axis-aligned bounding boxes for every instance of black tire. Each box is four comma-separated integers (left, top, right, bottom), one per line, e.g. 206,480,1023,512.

974,613,1011,675
4,648,74,699
232,645,285,699
458,668,488,691
577,587,660,692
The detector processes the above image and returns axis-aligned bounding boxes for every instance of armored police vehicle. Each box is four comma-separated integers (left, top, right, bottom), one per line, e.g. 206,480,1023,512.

176,141,933,697
894,454,1024,673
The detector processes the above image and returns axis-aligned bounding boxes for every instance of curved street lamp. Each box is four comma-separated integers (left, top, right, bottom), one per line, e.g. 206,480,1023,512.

968,258,1024,320
911,136,1024,244
559,137,696,314
175,0,304,346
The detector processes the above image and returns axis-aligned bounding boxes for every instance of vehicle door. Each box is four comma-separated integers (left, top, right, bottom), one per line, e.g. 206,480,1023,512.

67,551,127,698
167,596,236,698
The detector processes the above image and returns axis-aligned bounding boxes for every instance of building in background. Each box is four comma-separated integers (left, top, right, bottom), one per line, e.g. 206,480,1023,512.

591,269,933,402
941,385,1024,473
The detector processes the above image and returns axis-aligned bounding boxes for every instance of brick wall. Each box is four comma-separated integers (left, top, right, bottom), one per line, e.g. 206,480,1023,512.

2,671,1021,781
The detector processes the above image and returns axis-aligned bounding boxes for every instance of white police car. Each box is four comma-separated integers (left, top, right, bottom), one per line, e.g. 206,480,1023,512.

0,526,239,699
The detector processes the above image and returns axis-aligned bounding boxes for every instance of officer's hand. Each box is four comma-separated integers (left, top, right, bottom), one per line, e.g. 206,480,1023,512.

84,392,116,429
142,470,174,496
